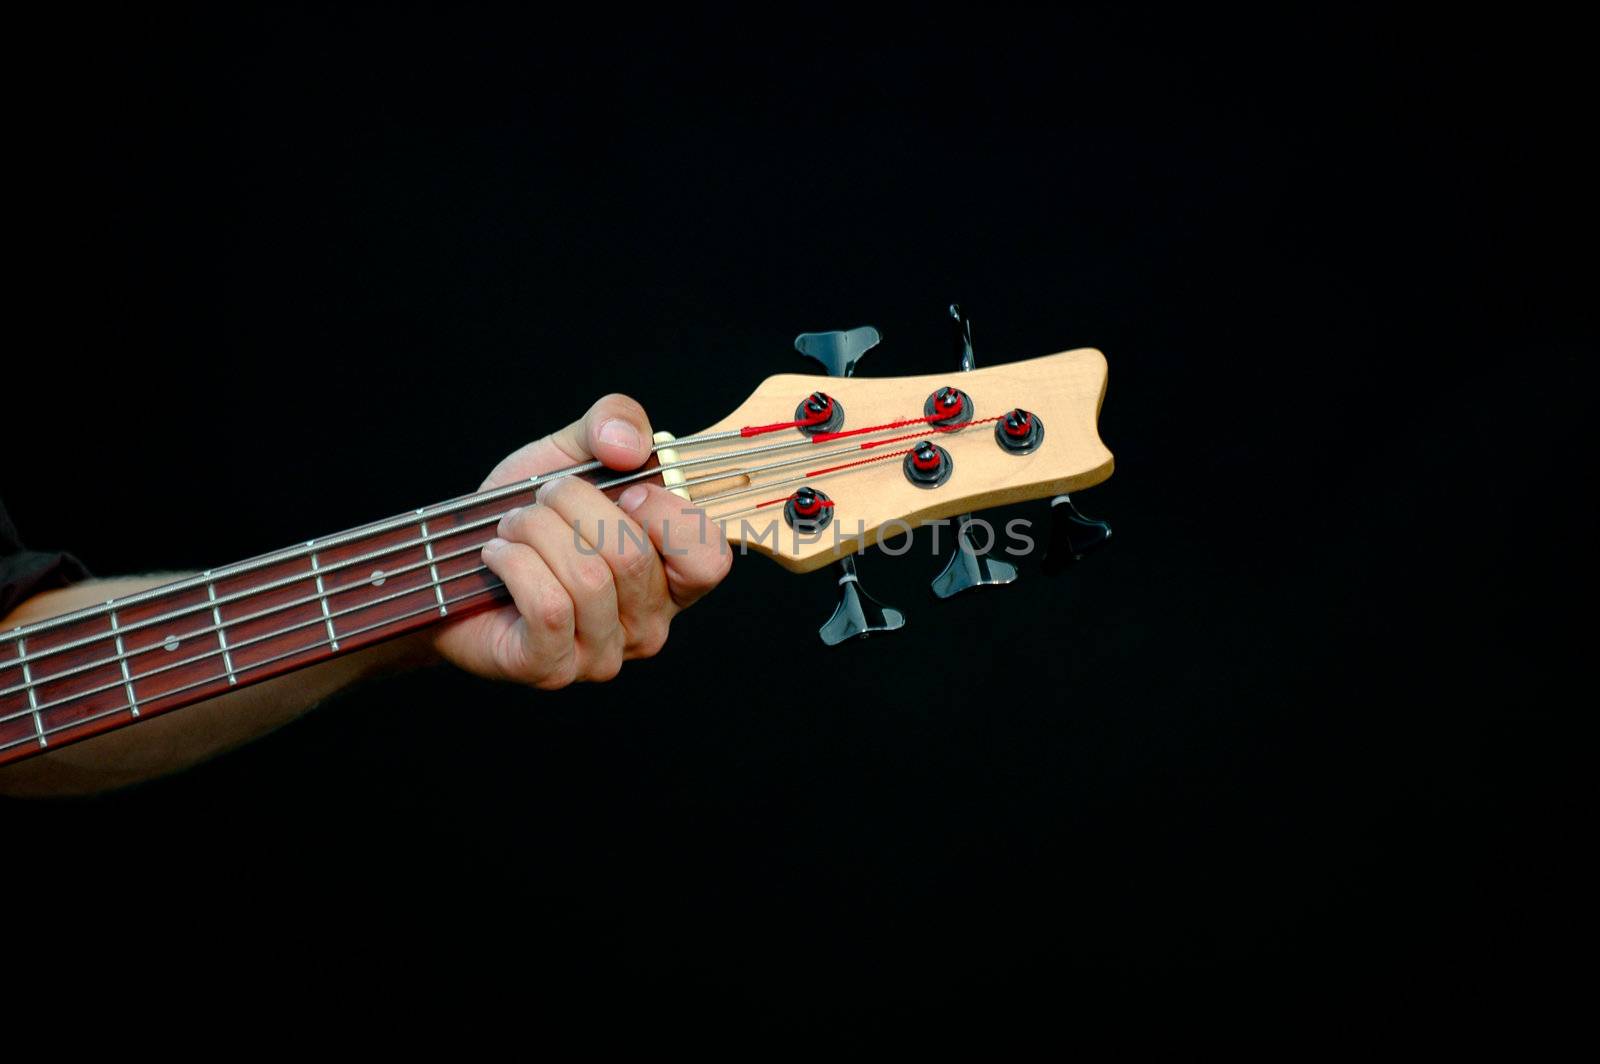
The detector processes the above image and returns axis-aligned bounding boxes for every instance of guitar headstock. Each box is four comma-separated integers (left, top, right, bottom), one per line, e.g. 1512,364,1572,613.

677,348,1113,573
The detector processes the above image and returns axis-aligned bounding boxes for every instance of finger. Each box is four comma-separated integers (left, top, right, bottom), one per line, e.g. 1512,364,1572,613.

474,538,578,688
498,501,625,681
625,484,733,611
533,476,670,658
481,393,655,489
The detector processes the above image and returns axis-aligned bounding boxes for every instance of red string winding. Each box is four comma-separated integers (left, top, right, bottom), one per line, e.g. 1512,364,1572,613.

805,449,913,478
742,391,969,442
740,402,835,437
739,395,1011,510
858,415,1003,451
756,494,841,509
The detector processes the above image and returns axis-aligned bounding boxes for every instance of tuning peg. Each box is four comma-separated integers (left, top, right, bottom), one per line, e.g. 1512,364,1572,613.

949,302,975,372
819,554,906,646
794,325,881,378
930,303,1020,599
931,515,1019,598
1042,494,1112,574
795,325,906,644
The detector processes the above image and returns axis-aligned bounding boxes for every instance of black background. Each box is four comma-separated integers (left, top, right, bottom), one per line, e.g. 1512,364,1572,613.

3,7,1589,1025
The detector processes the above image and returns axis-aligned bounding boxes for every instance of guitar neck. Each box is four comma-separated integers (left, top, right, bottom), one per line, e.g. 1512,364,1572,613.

0,484,536,766
3,346,1116,767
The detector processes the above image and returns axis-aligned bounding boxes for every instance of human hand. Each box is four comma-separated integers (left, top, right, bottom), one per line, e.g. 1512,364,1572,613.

433,394,731,687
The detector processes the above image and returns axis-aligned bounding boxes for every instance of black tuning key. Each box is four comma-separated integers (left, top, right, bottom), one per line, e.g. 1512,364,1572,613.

1042,494,1113,575
931,304,1019,599
795,326,907,645
818,554,907,646
794,326,882,380
931,515,1020,598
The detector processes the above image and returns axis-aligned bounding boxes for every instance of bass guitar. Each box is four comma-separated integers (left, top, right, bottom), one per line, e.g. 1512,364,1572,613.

1,310,1114,765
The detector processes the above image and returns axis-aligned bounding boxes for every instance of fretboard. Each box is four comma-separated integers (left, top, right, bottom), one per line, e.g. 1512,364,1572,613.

0,485,538,766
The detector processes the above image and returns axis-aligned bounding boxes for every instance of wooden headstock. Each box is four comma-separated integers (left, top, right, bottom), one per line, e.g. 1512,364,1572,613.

680,348,1113,573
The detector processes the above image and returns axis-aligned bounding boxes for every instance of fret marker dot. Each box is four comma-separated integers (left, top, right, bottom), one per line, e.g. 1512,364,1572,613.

371,570,386,587
162,635,179,652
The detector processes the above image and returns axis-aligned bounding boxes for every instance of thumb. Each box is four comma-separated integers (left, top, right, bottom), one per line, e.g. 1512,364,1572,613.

565,392,654,471
480,393,656,489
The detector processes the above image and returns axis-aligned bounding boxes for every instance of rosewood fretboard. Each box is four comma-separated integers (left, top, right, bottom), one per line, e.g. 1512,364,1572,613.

0,486,539,766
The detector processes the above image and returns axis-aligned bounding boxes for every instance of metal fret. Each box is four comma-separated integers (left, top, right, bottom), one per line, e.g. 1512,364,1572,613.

420,512,447,616
205,574,238,685
3,537,491,700
109,608,140,717
310,547,340,651
16,637,45,747
0,578,507,757
0,561,498,729
0,424,756,647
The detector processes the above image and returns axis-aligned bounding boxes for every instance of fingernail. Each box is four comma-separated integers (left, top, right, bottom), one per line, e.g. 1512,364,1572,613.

535,478,563,504
617,484,648,513
497,507,522,536
482,537,509,554
599,418,641,453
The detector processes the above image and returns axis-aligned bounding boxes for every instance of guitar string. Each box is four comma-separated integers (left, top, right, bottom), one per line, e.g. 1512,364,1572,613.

0,582,509,755
0,409,841,645
1,409,1008,747
0,404,971,674
701,456,913,522
644,417,988,496
2,404,1003,729
0,538,497,702
0,560,503,728
0,402,960,649
0,413,974,708
698,416,1004,518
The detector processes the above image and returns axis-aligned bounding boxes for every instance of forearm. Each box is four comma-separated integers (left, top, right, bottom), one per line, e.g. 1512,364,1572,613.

0,575,436,798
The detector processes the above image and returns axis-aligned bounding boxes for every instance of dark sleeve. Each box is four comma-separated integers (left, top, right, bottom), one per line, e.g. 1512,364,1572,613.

1,499,91,620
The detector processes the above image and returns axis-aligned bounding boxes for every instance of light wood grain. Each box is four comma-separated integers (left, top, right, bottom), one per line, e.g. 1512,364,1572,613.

681,348,1113,573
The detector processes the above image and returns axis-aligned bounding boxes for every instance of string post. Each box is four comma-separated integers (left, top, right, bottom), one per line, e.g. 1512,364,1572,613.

995,407,1045,454
903,441,952,489
783,487,834,533
924,386,973,428
791,390,843,436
